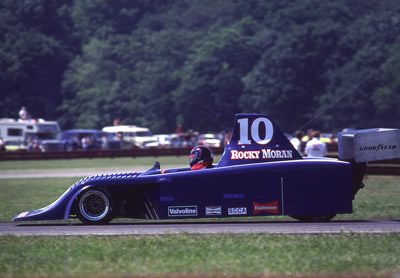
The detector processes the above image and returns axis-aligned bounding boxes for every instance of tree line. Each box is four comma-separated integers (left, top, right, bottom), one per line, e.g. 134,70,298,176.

1,0,400,134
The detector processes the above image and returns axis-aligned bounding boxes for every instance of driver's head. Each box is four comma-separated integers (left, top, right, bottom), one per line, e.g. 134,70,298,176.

189,146,213,170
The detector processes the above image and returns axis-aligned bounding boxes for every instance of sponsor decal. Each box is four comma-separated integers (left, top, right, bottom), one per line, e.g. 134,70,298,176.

223,193,245,199
253,201,279,215
359,144,397,152
228,207,247,215
261,149,292,159
18,211,29,218
158,177,171,182
205,206,222,216
230,149,293,160
160,196,174,202
168,206,197,217
230,150,260,159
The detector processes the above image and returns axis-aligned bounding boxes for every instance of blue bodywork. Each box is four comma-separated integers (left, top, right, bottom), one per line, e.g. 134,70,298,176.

13,114,358,223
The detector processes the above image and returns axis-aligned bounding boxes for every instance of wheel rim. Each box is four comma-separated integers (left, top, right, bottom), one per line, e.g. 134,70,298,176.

79,190,110,222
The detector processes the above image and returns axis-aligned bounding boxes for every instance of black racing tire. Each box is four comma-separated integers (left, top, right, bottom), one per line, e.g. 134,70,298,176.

290,214,336,222
75,188,114,225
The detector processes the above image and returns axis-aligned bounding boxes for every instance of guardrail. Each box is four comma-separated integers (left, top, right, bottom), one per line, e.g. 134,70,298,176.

1,147,399,175
0,147,226,160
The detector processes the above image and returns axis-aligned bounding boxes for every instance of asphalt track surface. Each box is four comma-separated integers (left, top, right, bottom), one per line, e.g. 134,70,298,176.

1,219,400,236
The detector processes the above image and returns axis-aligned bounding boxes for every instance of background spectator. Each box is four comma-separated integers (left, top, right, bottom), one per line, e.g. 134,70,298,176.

305,131,327,157
0,137,5,151
290,130,304,154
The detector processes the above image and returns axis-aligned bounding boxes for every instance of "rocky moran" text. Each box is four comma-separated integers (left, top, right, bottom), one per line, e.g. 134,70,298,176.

231,149,293,160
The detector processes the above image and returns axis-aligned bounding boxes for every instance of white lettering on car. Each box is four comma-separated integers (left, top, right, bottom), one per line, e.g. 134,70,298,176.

228,207,247,215
261,149,292,159
230,149,292,160
168,206,198,217
237,117,274,145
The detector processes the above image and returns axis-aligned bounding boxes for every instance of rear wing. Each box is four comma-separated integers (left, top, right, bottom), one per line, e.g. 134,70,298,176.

337,128,400,198
338,128,400,163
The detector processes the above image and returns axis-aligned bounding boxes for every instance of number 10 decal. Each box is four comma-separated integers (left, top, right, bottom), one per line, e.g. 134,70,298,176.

237,117,274,145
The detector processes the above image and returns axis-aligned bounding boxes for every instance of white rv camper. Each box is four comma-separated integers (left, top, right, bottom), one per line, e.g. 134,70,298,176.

0,118,64,151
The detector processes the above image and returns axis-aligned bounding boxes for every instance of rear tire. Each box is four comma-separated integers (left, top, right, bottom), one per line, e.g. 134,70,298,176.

76,189,114,225
290,214,336,222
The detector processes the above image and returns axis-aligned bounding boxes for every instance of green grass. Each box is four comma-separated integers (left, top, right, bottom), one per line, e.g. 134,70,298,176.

0,156,191,174
0,177,78,222
1,234,400,276
336,175,400,220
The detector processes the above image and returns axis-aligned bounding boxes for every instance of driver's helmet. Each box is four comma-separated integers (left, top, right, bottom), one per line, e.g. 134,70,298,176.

189,145,213,170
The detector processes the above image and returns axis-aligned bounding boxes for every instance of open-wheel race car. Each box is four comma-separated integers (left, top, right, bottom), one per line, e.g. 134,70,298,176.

13,114,400,224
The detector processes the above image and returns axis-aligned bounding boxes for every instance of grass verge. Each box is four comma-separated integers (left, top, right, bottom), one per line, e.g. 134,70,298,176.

0,177,78,222
1,234,400,276
0,156,197,174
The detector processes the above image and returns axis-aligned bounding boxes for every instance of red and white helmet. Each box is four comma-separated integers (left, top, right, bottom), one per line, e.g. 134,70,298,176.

189,145,214,170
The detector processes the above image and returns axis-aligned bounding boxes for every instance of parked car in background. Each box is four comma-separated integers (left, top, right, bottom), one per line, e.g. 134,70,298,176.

102,125,159,148
320,133,338,143
61,130,121,151
301,132,337,143
168,132,198,148
197,133,222,147
155,134,172,147
169,134,184,147
4,141,27,152
0,118,64,152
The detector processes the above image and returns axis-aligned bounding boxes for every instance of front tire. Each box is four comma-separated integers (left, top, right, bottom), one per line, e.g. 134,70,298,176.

76,189,114,224
290,214,336,222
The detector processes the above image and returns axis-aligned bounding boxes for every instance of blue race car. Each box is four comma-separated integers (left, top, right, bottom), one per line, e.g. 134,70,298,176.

13,114,395,224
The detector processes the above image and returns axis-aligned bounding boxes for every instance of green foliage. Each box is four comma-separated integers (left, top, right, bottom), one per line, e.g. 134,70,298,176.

2,0,400,133
0,0,77,120
318,9,400,131
370,45,400,127
173,17,262,131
